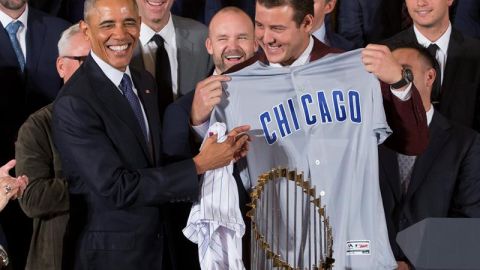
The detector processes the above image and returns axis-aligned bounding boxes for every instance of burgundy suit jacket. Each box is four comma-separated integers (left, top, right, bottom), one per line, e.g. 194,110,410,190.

225,38,428,155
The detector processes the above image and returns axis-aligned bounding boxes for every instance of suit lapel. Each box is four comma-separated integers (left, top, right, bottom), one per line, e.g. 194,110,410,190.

26,9,46,75
379,146,402,203
84,56,152,161
440,29,463,109
133,70,161,165
406,112,450,198
173,16,194,96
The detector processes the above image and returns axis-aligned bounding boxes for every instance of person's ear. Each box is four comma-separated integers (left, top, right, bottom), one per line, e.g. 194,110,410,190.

205,37,213,55
324,0,337,15
56,57,66,79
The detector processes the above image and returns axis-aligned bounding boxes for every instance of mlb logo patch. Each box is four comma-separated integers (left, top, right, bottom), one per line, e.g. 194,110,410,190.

346,240,371,255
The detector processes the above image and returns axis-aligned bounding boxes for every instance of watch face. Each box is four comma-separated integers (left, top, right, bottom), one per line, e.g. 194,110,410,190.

404,68,414,83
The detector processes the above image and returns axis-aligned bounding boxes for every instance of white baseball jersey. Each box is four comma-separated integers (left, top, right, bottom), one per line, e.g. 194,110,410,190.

212,50,397,269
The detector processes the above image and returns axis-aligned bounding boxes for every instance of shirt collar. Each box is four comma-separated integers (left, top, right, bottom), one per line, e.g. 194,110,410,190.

90,51,133,88
426,106,434,126
413,23,451,55
270,36,314,68
0,4,28,29
312,23,327,44
140,13,175,46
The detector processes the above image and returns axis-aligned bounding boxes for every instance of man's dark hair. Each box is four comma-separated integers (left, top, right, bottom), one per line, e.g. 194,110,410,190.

256,0,314,27
390,42,441,94
390,42,439,70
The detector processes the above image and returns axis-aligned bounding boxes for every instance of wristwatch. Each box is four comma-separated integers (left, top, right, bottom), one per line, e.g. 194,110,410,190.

391,68,414,89
0,245,8,268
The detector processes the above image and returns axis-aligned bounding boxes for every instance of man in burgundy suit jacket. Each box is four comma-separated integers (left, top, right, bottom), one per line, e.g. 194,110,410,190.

191,0,428,156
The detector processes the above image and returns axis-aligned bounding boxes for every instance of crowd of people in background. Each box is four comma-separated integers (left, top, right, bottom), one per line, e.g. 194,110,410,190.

1,0,479,269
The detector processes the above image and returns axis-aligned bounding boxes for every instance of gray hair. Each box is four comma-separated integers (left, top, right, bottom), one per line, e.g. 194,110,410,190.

57,23,82,56
83,0,138,22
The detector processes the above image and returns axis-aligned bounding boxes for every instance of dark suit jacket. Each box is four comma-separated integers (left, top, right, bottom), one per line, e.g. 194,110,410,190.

454,0,480,39
384,27,480,132
379,111,480,261
336,0,404,48
15,104,69,270
52,55,200,270
326,27,356,51
0,6,70,165
227,37,429,155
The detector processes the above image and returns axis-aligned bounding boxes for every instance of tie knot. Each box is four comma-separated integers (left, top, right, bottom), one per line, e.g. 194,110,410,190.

6,20,23,35
119,73,133,95
151,34,165,48
427,43,439,56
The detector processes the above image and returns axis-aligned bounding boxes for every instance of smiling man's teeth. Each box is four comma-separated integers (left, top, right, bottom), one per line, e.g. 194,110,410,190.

110,45,128,51
225,55,241,60
146,0,165,6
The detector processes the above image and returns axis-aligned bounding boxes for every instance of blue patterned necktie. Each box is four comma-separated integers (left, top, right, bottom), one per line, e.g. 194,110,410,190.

119,74,149,142
5,21,25,72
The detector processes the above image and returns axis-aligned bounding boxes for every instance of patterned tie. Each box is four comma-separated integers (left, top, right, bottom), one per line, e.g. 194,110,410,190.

397,153,416,194
5,21,25,72
427,43,442,105
119,74,149,142
151,34,174,119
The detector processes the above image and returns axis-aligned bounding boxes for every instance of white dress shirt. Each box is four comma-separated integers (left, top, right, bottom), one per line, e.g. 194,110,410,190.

0,5,29,62
414,23,452,83
91,51,150,138
139,13,179,97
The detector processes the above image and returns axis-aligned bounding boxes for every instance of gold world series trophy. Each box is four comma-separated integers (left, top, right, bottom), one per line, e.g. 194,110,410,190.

247,168,335,270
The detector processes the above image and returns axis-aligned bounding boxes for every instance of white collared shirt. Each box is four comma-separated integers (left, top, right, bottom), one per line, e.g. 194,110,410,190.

270,36,314,67
0,4,29,62
312,23,328,46
139,13,179,97
91,51,150,137
426,106,434,126
414,23,452,83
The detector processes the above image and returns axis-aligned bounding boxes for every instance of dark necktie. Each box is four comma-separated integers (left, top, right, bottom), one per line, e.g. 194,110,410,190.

119,74,149,142
151,34,174,118
427,43,442,105
5,21,25,72
397,153,416,194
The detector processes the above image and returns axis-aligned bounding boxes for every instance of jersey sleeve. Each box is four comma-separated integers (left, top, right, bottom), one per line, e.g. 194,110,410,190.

371,76,392,144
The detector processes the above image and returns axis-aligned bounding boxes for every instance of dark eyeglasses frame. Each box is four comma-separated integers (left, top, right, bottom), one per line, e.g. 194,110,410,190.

62,55,88,63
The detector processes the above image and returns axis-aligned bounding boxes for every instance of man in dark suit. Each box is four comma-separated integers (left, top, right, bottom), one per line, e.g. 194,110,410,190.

52,0,250,269
0,1,70,268
336,0,406,49
311,0,354,51
384,0,480,132
130,0,213,119
379,44,480,270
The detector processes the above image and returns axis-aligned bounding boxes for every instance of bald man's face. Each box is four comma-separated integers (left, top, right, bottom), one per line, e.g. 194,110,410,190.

206,11,257,74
